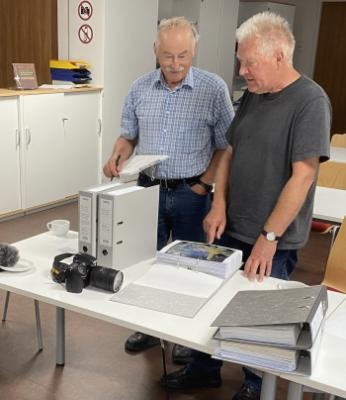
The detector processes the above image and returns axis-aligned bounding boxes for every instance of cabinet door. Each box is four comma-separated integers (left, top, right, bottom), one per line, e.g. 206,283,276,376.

63,91,101,196
0,97,21,215
21,94,65,208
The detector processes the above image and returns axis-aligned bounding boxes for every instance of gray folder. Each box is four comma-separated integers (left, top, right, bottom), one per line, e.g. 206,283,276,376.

212,285,328,349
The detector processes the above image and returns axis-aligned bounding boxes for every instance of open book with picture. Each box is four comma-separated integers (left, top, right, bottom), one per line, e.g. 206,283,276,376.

157,240,243,279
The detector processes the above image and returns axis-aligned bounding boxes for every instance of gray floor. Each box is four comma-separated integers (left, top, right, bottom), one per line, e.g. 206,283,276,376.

0,202,328,400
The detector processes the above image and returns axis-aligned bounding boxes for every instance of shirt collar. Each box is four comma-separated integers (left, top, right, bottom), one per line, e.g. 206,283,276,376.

153,67,194,90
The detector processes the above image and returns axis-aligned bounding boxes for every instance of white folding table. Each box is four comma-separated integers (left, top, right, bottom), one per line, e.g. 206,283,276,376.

1,231,345,400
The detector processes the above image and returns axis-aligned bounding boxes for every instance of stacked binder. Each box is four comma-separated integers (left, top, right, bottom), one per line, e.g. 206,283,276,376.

212,285,328,375
49,59,92,85
78,155,167,267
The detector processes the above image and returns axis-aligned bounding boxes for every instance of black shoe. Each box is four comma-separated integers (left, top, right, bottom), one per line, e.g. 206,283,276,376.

125,332,160,352
160,366,222,390
232,383,260,400
171,344,194,365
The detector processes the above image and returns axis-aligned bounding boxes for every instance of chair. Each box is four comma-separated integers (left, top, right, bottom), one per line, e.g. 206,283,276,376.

301,216,346,400
311,221,340,253
2,291,43,351
331,133,346,148
322,215,346,293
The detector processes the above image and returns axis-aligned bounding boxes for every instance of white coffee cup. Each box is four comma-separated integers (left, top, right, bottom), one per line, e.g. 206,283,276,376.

47,219,70,237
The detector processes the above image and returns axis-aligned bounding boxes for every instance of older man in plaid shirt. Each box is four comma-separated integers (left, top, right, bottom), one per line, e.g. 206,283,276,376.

104,16,233,367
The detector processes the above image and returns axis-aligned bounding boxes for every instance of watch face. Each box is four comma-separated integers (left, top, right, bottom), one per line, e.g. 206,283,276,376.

267,232,276,241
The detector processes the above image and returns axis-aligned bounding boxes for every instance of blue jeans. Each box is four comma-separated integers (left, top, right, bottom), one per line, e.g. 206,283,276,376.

137,174,211,250
190,234,298,391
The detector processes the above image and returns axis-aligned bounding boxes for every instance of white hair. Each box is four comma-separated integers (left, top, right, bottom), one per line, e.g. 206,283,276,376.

156,16,199,46
236,11,295,65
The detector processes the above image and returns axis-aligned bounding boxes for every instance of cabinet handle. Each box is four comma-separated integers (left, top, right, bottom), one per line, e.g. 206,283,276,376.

97,118,102,136
25,128,31,145
15,129,20,147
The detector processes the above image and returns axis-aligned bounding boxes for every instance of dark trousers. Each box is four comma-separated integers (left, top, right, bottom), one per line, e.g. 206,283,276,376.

137,174,211,250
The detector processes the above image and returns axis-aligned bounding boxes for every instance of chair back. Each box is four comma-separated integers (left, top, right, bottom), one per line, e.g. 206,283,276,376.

331,133,346,148
323,216,346,292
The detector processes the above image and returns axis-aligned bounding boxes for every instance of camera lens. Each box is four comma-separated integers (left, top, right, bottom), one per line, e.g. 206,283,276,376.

90,267,123,292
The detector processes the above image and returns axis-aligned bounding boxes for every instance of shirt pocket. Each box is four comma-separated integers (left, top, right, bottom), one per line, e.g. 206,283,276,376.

175,114,211,153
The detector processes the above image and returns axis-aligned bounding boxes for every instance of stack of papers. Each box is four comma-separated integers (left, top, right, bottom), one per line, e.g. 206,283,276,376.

215,340,299,372
216,323,301,347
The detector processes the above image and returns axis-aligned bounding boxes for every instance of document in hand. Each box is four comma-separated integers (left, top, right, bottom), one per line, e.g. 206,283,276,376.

212,285,328,349
157,240,243,279
118,155,168,182
213,327,323,375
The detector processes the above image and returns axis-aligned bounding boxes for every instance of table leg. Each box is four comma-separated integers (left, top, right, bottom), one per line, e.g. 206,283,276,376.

287,382,303,400
56,307,65,366
260,373,277,400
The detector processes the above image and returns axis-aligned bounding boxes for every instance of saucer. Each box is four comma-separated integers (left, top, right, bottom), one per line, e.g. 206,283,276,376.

0,258,34,272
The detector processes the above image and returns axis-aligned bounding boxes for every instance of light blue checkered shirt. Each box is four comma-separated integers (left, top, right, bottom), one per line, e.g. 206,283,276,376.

120,67,234,179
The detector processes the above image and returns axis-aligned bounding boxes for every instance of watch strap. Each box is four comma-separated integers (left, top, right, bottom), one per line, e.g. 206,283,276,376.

261,229,281,241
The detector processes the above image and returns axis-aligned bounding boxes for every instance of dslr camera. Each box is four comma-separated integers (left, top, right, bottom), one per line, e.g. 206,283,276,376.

51,252,123,294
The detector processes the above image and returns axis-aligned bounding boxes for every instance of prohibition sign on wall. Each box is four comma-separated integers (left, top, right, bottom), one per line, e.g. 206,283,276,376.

78,1,93,20
78,24,93,44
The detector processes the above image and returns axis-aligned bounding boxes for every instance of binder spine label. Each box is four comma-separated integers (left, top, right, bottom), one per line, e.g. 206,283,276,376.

79,195,92,242
99,198,113,245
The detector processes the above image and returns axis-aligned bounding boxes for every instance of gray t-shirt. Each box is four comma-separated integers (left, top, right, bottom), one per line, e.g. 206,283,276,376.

226,76,331,249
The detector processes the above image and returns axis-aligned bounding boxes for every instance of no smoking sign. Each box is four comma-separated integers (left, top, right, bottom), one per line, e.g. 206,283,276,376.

78,24,93,44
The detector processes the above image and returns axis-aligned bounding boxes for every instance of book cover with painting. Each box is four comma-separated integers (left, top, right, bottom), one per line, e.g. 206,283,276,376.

157,240,242,279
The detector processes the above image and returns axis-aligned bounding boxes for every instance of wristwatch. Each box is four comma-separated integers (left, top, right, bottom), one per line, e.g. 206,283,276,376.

195,178,213,193
261,229,281,242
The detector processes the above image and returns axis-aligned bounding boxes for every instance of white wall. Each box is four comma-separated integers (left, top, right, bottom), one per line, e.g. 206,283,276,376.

238,0,324,78
57,0,158,169
102,0,158,165
158,0,173,20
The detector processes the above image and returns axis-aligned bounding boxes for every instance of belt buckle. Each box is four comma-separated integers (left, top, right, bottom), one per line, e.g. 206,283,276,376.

160,179,169,189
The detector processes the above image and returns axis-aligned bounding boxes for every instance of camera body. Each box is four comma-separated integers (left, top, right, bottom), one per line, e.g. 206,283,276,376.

51,253,123,293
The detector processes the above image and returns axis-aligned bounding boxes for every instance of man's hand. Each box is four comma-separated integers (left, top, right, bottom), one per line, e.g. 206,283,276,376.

203,206,226,244
103,137,136,178
103,153,126,178
244,235,277,281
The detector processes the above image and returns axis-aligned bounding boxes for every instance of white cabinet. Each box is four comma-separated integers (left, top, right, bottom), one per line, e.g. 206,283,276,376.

238,2,295,28
21,93,66,208
0,89,102,217
0,97,21,215
63,91,101,196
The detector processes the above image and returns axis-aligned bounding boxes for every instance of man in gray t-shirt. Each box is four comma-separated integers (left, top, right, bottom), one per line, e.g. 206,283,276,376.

162,11,331,400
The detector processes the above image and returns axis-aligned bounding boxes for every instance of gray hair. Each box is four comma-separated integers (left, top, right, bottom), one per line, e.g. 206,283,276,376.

236,11,295,65
156,16,199,46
